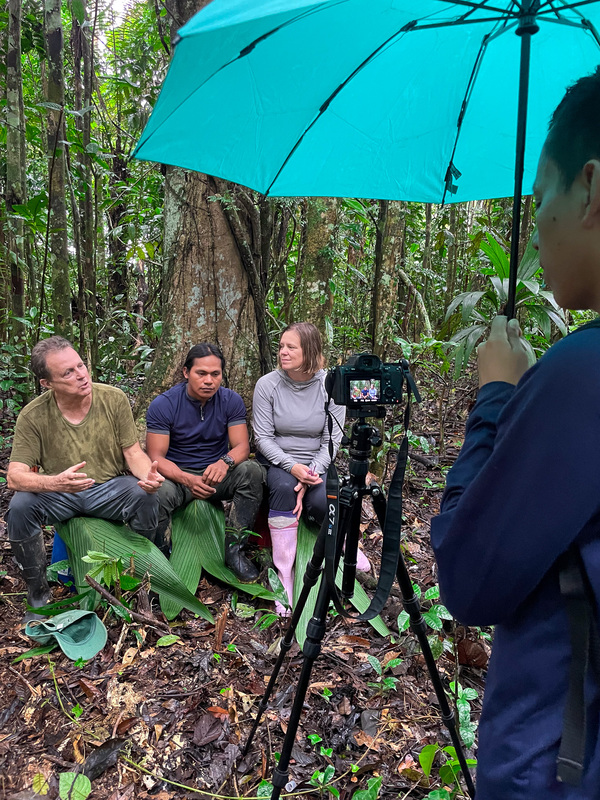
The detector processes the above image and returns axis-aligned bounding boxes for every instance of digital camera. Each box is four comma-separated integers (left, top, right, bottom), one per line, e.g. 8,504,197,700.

328,353,405,408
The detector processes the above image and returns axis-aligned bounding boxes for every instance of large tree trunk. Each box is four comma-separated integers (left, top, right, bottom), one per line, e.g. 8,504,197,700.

6,0,26,331
134,168,260,416
294,198,337,337
44,0,72,336
371,200,405,359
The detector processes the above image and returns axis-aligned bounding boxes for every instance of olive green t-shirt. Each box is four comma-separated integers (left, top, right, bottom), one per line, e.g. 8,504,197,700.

10,383,138,484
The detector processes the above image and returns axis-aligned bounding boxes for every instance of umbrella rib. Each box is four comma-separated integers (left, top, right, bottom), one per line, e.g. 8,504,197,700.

440,29,496,204
437,0,521,14
539,0,600,13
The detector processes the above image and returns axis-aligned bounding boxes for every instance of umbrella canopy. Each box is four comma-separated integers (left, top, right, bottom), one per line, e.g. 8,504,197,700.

134,0,600,205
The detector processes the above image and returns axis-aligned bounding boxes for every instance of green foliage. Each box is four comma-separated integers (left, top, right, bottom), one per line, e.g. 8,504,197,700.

446,233,566,375
309,765,339,798
450,681,479,748
58,772,91,800
397,583,453,661
366,653,402,694
419,743,477,798
56,517,214,621
352,776,383,800
163,501,277,620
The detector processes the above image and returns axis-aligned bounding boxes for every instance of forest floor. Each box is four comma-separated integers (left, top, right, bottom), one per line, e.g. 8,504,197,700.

0,381,490,800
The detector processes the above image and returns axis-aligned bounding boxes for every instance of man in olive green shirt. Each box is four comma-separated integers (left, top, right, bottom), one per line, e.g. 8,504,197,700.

7,336,164,620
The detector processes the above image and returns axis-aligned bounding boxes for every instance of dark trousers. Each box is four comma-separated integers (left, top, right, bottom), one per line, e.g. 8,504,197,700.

264,464,327,525
156,460,264,536
7,476,159,543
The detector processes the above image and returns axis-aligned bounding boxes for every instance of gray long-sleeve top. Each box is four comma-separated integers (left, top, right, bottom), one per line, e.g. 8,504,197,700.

252,369,346,475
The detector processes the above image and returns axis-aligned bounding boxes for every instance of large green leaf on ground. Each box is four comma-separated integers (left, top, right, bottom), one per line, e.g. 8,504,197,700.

57,517,213,622
160,500,278,620
294,520,390,647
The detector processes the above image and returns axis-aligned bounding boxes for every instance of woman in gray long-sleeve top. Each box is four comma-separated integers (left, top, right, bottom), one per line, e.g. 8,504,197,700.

252,322,368,615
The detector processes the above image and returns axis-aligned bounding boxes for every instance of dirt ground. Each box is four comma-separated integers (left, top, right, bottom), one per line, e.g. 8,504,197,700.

0,387,488,800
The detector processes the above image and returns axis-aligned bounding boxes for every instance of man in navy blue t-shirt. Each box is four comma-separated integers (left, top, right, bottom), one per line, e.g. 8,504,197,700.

146,343,264,581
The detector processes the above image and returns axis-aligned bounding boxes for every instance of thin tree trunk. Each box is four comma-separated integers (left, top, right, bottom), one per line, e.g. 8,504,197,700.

6,0,26,331
44,0,72,336
371,200,405,359
294,198,337,340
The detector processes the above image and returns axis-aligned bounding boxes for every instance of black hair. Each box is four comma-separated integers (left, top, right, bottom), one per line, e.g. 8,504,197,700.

183,343,226,373
545,65,600,188
31,336,78,380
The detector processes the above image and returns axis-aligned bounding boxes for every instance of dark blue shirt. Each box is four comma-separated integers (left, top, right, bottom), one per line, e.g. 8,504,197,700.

146,382,247,470
431,322,600,799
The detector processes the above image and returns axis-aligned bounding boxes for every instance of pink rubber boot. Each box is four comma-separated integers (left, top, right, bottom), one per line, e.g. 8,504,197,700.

269,515,298,616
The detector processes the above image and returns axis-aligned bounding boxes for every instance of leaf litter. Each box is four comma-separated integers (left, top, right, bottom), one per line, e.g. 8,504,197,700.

0,391,486,799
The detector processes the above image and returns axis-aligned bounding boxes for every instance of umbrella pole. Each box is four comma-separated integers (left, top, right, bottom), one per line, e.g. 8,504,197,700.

507,9,540,319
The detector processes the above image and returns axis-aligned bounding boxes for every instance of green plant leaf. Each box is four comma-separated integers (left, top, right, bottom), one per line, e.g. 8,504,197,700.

12,643,58,663
294,520,390,647
162,501,277,619
57,517,214,622
418,743,438,778
352,775,383,799
59,772,91,800
156,634,180,647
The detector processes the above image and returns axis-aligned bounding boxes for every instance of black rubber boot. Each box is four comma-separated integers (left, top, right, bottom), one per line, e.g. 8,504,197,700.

11,533,52,623
224,529,259,582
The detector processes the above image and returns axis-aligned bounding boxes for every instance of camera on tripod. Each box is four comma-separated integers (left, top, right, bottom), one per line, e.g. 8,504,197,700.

329,353,406,408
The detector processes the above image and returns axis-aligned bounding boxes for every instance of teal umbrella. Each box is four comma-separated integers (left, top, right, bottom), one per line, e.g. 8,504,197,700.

134,0,600,315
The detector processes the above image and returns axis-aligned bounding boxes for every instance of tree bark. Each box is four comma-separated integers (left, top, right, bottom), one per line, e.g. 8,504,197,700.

6,0,26,330
134,168,260,416
371,200,405,359
44,0,72,336
293,198,337,338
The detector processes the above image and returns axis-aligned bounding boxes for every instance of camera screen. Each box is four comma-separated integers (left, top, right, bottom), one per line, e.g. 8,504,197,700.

349,379,380,403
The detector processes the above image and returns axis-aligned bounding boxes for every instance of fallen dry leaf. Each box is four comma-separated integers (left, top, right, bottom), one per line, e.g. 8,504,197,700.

207,706,229,719
337,697,352,715
353,730,381,751
121,647,137,668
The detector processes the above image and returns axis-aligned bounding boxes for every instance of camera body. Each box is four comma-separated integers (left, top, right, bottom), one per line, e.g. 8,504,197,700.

329,353,405,408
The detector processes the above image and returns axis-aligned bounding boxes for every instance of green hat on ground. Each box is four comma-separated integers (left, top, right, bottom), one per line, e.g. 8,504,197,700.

24,609,107,661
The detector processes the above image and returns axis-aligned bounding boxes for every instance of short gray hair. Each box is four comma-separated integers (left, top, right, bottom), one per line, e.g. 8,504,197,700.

31,336,77,380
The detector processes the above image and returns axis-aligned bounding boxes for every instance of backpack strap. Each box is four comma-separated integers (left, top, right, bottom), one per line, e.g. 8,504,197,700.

557,545,600,785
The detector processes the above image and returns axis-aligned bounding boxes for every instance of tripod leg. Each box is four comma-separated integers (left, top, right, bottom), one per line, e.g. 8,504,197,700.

370,490,476,800
270,496,353,799
271,574,332,800
242,522,327,756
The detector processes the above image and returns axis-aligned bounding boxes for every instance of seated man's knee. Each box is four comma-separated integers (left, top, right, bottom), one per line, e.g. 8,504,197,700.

7,492,46,541
235,460,265,488
124,486,159,532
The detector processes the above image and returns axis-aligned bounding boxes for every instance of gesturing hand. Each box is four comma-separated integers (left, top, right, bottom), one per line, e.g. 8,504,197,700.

137,461,165,494
52,462,95,493
477,316,535,388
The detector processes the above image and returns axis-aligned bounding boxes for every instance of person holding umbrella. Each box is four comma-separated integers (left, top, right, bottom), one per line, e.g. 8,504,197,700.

431,68,600,798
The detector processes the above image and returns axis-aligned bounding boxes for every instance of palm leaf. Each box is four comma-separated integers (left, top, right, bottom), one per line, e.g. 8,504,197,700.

57,517,213,622
294,520,390,647
161,500,278,620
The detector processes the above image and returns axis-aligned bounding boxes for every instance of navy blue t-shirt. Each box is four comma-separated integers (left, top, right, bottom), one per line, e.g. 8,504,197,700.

431,321,600,799
146,382,247,470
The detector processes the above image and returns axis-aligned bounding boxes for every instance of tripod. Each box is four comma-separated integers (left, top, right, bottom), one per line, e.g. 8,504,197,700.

243,413,476,800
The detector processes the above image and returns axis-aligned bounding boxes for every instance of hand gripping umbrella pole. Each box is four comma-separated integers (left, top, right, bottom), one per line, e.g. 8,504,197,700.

242,399,476,800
